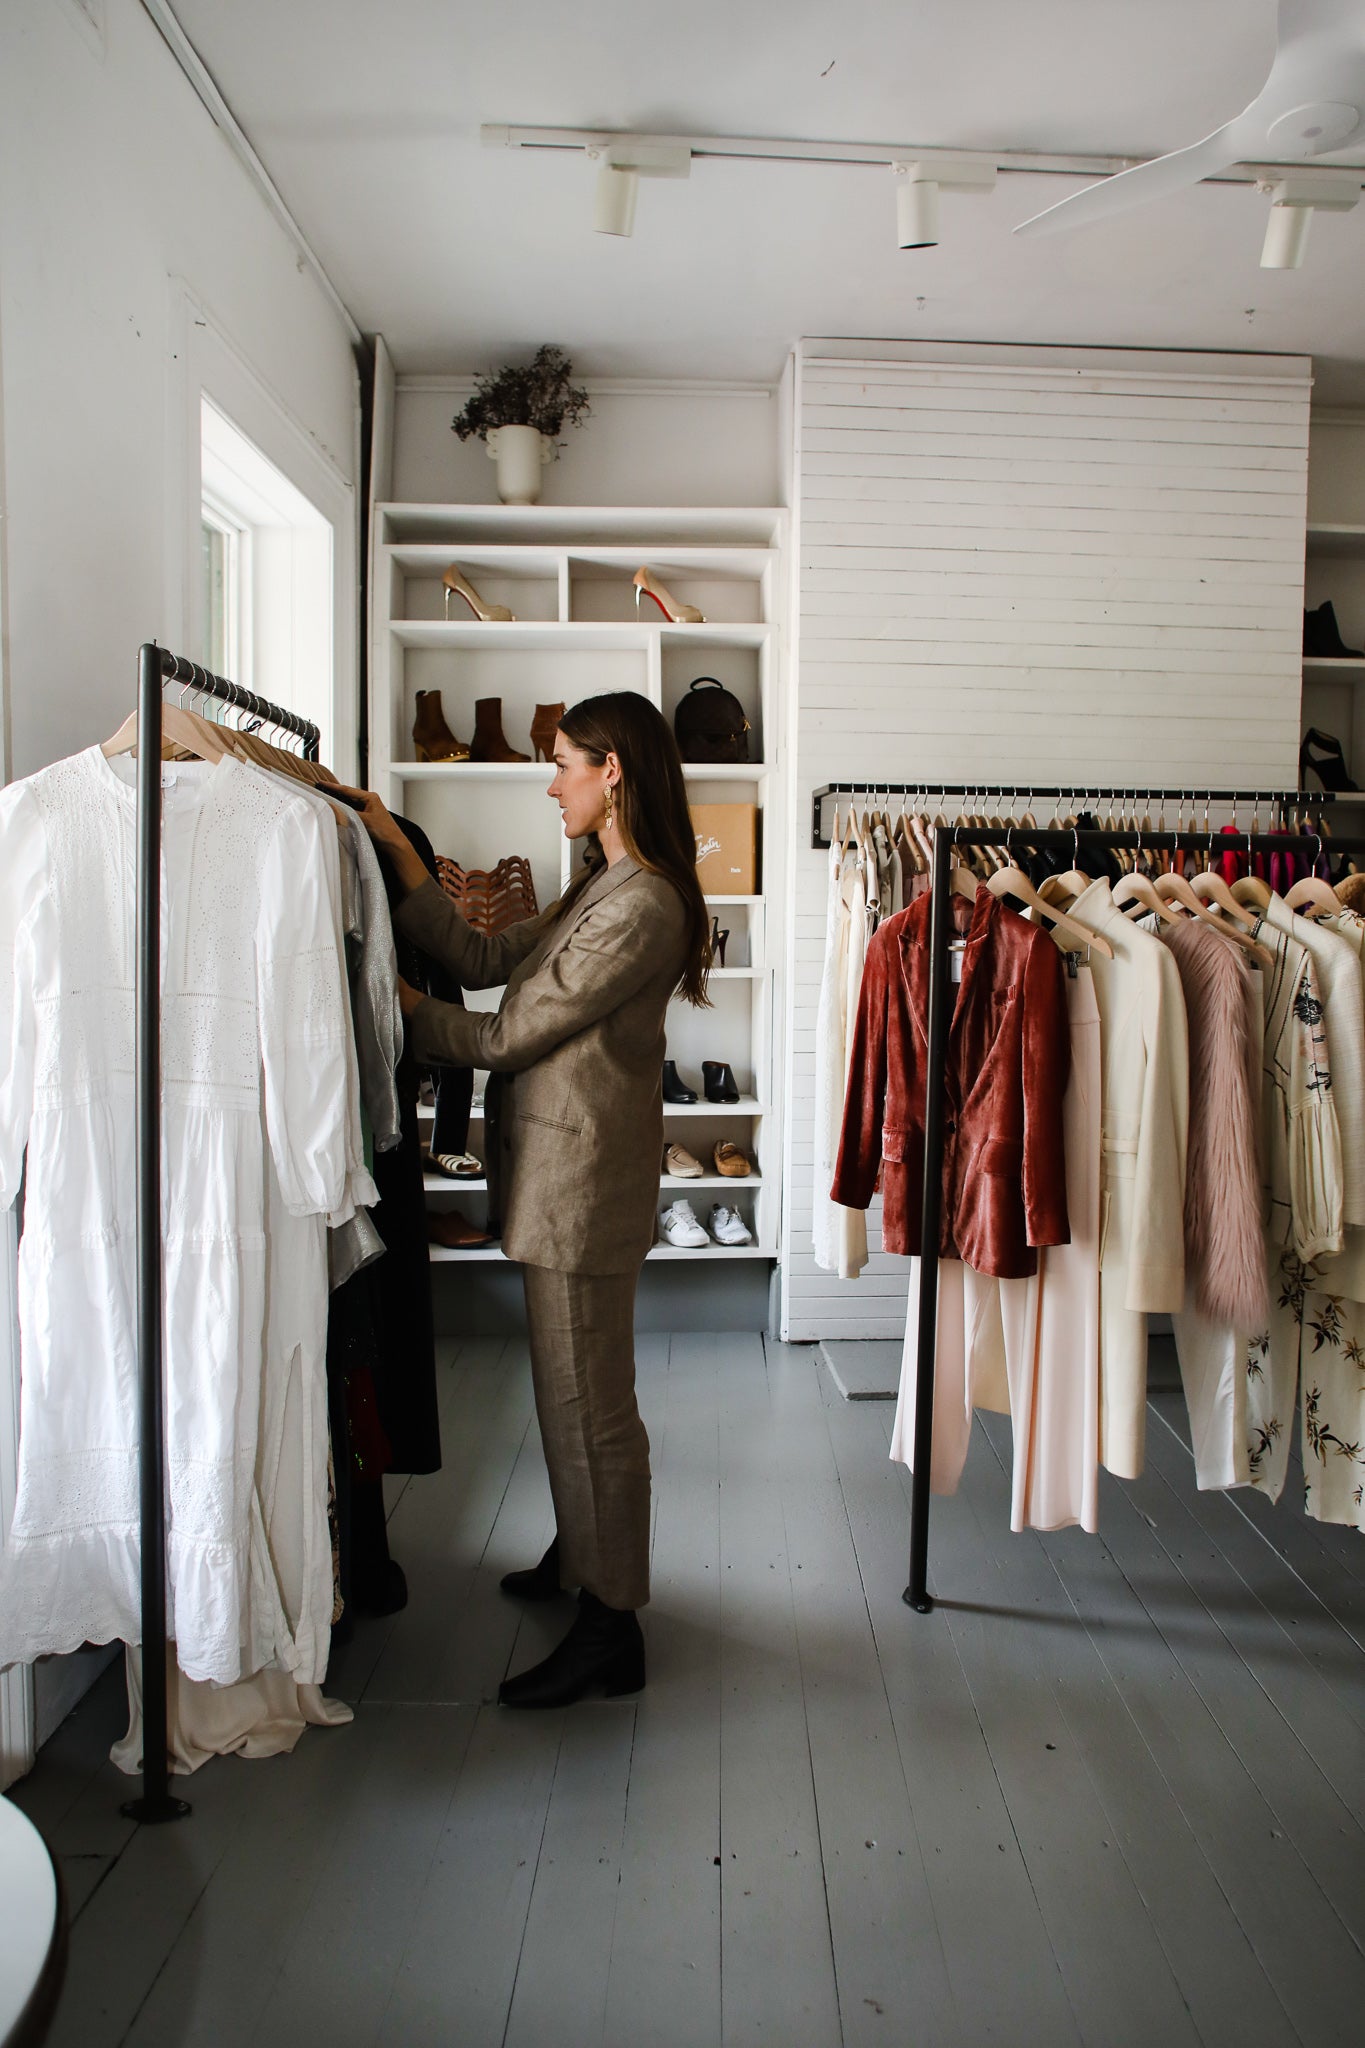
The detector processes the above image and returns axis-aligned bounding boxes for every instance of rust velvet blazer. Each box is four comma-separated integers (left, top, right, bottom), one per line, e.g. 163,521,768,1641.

831,886,1071,1279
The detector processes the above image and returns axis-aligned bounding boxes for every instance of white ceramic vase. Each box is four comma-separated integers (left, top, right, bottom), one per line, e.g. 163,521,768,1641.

486,424,553,505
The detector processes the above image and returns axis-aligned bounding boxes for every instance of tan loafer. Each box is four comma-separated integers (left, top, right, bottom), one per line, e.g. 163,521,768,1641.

664,1142,704,1179
713,1140,752,1178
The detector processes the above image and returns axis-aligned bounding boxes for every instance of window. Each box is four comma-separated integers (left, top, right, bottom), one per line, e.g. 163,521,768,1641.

199,397,333,756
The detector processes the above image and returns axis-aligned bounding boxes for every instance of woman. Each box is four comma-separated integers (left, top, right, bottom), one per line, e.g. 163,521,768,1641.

345,692,710,1707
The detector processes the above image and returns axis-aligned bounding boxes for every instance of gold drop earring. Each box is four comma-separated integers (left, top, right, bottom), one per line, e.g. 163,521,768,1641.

603,783,615,833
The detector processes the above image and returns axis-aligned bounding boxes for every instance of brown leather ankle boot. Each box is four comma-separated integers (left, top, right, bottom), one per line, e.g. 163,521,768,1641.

529,701,566,764
412,689,470,762
469,697,530,763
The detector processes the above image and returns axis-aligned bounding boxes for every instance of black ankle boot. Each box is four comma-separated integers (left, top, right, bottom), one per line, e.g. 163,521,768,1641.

498,1590,645,1709
662,1059,697,1104
499,1535,566,1602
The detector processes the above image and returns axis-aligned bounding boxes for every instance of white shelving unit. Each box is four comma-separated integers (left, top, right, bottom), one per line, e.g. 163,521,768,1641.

1302,523,1365,797
372,504,787,1267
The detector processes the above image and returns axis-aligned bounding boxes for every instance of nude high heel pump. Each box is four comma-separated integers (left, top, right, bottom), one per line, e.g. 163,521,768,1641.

443,565,516,622
633,566,705,624
529,701,566,764
412,689,470,762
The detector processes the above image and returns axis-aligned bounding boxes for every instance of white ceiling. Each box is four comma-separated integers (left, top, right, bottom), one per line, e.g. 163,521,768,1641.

172,0,1365,399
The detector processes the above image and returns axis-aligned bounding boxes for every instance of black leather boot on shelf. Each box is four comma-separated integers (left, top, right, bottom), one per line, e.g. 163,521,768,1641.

662,1059,697,1104
498,1590,646,1709
1300,726,1360,792
702,1059,740,1104
499,1535,567,1602
1304,601,1364,658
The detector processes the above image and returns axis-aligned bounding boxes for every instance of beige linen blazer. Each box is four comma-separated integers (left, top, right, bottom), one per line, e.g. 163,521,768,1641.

396,857,689,1274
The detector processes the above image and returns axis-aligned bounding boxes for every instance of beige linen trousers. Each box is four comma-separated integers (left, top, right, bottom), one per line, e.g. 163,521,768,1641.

396,857,689,1608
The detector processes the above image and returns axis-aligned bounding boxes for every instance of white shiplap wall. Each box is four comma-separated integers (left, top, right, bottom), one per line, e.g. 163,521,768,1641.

780,340,1313,1342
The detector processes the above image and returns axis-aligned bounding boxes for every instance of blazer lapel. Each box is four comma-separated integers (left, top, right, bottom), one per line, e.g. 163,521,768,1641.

536,855,641,968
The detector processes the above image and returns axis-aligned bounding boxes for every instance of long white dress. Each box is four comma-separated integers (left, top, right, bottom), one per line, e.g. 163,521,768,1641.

0,748,351,1685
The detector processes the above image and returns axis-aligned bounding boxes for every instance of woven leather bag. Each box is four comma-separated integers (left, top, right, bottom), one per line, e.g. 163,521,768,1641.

673,676,751,764
436,853,539,935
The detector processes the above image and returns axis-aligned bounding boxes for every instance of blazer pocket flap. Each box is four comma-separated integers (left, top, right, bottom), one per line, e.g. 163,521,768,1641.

980,1136,1022,1175
880,1125,920,1167
516,1108,584,1136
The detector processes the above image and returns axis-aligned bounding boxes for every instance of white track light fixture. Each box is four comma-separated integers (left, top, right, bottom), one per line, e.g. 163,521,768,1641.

1258,170,1361,268
594,163,637,236
588,141,692,237
893,159,997,250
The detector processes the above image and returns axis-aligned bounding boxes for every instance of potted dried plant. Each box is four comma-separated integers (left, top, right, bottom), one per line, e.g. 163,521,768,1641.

451,345,591,504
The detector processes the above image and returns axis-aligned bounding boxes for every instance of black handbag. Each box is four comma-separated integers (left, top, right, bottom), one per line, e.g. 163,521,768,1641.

673,676,751,764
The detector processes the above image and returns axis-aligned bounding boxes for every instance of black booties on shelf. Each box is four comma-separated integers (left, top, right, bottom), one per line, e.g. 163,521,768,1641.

1304,601,1364,659
498,1590,645,1709
662,1059,697,1104
702,1059,741,1104
1300,726,1360,793
499,1535,568,1602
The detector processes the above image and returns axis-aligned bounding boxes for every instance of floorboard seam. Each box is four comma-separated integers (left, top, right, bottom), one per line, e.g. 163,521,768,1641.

773,1355,845,2048
498,1721,564,2048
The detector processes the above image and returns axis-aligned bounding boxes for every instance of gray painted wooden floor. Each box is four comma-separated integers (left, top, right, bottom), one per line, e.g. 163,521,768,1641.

10,1335,1365,2047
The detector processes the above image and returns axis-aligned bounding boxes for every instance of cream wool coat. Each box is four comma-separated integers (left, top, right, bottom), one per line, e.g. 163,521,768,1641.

396,859,689,1275
1066,882,1190,1479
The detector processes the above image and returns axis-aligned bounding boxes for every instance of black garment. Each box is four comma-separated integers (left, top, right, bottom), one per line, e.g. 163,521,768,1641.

1026,811,1123,889
363,813,447,1476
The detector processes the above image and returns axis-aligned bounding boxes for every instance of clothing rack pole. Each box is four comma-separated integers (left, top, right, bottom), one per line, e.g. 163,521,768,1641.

904,827,953,1613
118,643,320,1825
900,816,1365,1620
810,784,1331,852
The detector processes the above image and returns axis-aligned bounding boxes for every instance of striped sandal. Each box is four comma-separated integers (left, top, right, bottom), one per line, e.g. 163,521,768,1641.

423,1146,483,1180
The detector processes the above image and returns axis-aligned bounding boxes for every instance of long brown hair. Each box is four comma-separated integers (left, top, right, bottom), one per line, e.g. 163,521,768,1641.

557,692,712,1006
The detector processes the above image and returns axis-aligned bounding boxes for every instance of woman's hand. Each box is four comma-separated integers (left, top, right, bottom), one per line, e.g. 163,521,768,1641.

398,977,424,1021
333,786,430,895
333,785,406,856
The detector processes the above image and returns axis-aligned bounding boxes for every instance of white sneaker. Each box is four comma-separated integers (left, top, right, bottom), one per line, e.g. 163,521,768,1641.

660,1198,709,1248
709,1203,753,1246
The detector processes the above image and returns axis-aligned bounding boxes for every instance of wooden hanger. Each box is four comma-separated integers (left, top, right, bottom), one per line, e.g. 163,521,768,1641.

986,859,1113,958
1112,872,1182,924
1231,874,1274,912
1285,873,1343,918
103,700,232,763
1157,871,1272,964
1190,870,1259,927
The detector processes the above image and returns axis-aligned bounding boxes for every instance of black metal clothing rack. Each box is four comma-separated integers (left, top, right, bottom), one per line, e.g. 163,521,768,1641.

813,780,1355,1617
122,643,320,1825
810,782,1330,852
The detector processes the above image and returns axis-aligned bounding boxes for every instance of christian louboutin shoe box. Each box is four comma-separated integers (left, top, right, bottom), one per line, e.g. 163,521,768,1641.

689,803,757,894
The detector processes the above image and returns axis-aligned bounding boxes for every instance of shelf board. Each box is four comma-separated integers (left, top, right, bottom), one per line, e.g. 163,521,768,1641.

378,505,785,547
1303,656,1365,674
392,619,652,651
700,966,759,979
660,1172,760,1191
681,762,770,782
390,760,551,780
423,1173,488,1193
428,1240,776,1263
1306,523,1365,559
664,1096,766,1116
705,893,762,906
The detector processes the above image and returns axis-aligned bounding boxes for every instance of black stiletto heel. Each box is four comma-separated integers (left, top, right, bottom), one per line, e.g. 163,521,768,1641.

1300,727,1359,792
709,917,729,968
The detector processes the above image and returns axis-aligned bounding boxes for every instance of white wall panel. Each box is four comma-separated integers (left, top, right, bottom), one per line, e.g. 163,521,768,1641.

780,341,1312,1342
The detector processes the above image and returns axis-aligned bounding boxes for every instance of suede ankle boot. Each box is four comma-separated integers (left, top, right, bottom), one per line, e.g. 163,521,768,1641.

498,1588,645,1708
468,697,530,763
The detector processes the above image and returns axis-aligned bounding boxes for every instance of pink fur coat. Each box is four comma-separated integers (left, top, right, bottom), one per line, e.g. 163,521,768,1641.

1160,919,1268,1330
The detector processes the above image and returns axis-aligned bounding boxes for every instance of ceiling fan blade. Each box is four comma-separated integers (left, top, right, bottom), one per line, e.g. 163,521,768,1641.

1013,127,1238,238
